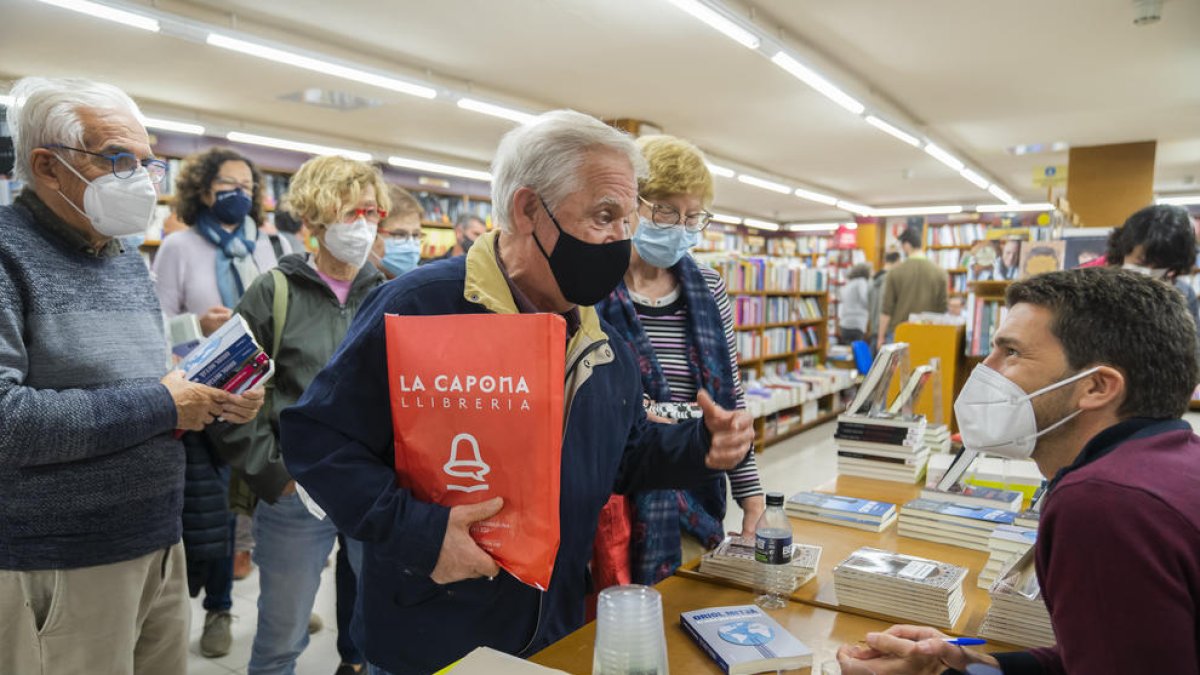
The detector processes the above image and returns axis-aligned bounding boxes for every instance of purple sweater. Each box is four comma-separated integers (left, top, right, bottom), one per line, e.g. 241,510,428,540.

994,418,1200,674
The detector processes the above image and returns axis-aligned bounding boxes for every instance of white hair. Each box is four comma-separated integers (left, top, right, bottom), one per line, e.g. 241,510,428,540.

8,76,144,184
490,110,647,233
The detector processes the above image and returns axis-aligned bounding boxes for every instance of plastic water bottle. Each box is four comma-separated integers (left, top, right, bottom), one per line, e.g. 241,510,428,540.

754,492,794,609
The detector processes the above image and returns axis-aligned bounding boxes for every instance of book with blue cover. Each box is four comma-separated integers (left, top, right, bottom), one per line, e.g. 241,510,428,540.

680,605,812,674
901,498,1016,527
786,491,898,532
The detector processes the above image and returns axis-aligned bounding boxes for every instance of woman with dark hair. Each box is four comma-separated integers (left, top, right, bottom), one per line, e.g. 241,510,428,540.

1106,204,1199,327
151,147,295,658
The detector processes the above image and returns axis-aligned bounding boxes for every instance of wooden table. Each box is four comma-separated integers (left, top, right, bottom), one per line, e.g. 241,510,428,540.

677,475,1003,638
530,575,1011,674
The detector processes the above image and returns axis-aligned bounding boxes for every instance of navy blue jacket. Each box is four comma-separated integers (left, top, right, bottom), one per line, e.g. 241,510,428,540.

280,234,719,673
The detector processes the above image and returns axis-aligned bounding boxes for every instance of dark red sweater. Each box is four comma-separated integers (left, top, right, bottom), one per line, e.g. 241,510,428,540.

994,418,1200,674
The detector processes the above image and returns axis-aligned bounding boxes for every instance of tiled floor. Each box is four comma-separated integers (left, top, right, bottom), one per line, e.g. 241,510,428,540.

186,413,1200,673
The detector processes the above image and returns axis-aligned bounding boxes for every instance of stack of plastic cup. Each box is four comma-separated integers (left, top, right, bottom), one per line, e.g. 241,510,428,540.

592,585,669,675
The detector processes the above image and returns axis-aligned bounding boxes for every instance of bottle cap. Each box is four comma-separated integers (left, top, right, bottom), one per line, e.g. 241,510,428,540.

765,492,785,507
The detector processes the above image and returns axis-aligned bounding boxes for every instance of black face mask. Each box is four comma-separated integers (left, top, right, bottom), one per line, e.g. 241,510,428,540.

460,236,475,254
533,195,631,307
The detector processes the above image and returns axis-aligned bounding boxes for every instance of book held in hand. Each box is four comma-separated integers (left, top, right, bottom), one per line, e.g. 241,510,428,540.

680,605,813,674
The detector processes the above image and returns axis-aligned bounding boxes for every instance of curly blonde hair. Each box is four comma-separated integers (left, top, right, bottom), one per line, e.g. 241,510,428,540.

285,155,392,230
636,135,714,208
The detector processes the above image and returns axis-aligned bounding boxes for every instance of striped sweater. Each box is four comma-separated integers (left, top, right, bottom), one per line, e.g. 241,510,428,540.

0,192,181,570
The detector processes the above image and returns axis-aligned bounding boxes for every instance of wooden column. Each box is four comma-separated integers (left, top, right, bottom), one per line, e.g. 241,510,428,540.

1066,141,1156,228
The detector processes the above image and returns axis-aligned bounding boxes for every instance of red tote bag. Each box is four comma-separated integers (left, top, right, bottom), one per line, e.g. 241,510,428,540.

385,313,566,590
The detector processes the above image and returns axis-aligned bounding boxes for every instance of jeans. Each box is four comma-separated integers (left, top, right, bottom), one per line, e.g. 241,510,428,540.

248,492,342,675
335,533,362,665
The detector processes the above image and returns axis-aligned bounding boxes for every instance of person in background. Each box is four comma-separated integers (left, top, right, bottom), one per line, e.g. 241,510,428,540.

439,212,486,259
153,146,294,657
272,207,307,259
1105,203,1199,329
0,75,262,675
594,134,765,587
838,267,1200,674
867,250,900,347
838,262,872,345
278,110,754,674
995,239,1021,280
210,155,391,675
370,185,424,279
877,228,948,348
946,295,965,318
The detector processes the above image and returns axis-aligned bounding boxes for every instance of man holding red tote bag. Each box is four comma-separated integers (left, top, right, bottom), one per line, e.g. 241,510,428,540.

281,111,754,675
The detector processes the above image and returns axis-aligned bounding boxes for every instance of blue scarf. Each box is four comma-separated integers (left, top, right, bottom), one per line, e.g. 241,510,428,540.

195,210,260,308
598,254,737,585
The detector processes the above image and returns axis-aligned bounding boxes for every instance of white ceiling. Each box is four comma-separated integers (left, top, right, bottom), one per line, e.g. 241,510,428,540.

1,0,1197,222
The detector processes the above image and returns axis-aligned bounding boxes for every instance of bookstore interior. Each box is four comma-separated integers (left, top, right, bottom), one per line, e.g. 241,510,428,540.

1,1,1198,674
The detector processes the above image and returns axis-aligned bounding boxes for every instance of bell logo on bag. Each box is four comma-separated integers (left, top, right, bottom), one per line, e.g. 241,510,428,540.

386,313,566,590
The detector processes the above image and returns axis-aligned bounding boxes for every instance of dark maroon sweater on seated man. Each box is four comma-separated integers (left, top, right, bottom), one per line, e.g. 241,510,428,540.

991,418,1200,674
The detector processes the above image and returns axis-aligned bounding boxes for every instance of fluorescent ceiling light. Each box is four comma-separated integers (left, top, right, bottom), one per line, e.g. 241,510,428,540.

388,156,492,182
705,162,736,179
836,200,874,216
456,98,537,125
923,143,965,172
207,33,437,99
959,168,990,190
987,184,1018,204
743,218,780,231
737,174,792,195
1156,194,1200,206
794,187,839,206
227,131,372,162
1007,141,1069,156
864,115,920,147
786,222,844,232
36,0,159,32
662,0,760,49
770,52,865,115
872,205,964,217
144,116,205,135
710,213,743,225
976,202,1054,213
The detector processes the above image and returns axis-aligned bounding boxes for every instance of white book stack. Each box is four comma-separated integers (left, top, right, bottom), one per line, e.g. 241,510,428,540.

897,499,1017,552
977,525,1037,589
832,547,968,629
978,554,1056,648
925,424,952,453
697,537,821,591
835,414,930,483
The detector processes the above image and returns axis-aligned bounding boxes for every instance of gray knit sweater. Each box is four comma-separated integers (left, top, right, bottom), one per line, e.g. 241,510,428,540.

0,192,181,570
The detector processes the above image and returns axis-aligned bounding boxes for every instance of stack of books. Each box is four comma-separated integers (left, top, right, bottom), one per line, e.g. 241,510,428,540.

835,414,930,483
177,315,273,395
1015,508,1041,530
920,484,1023,511
697,537,821,590
897,499,1016,552
978,556,1056,648
785,492,897,532
978,525,1038,589
924,424,952,453
833,547,968,628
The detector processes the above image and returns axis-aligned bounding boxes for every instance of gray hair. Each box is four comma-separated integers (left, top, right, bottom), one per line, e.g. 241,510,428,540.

490,110,647,233
8,76,144,184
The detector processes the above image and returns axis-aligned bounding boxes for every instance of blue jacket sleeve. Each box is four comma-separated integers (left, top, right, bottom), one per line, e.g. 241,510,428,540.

280,286,449,576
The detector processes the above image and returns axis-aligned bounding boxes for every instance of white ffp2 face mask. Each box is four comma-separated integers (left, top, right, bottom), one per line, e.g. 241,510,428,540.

323,217,377,268
954,364,1100,460
54,155,157,238
1122,263,1168,280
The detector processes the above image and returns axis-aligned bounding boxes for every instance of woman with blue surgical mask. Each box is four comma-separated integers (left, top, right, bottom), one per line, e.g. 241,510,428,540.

369,185,425,279
593,135,765,590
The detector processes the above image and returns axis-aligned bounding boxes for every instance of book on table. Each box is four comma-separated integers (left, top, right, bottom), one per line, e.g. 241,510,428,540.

833,547,967,629
898,498,1016,551
785,491,897,532
978,548,1056,648
680,605,813,675
977,524,1037,589
697,536,821,590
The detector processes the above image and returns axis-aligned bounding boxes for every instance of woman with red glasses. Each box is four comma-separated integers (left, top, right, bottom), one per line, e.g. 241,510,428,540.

209,154,392,675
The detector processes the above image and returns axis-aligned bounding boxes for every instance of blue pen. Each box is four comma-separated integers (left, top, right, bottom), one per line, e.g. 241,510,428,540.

944,637,988,647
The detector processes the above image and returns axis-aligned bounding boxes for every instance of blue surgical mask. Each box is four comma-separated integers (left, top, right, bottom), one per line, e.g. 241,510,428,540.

632,218,700,268
382,238,421,277
210,189,253,225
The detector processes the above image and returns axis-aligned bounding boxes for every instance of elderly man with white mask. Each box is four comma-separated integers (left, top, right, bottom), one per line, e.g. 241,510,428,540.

0,76,263,674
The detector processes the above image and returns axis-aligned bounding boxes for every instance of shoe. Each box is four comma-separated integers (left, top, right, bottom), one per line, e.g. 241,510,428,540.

233,550,253,580
334,664,364,675
308,612,323,634
200,611,232,658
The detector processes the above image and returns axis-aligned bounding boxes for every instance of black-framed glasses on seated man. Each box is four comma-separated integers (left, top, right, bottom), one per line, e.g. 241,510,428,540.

43,144,168,184
379,231,425,243
638,196,712,232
